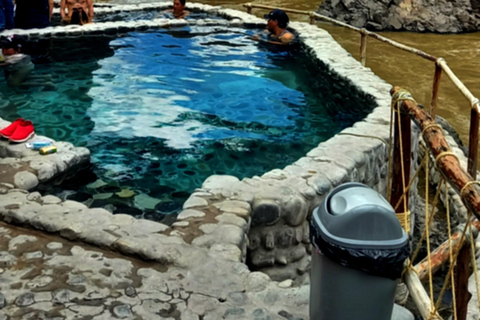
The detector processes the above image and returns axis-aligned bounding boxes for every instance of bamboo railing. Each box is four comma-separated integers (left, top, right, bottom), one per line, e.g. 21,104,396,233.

243,3,480,180
390,86,480,319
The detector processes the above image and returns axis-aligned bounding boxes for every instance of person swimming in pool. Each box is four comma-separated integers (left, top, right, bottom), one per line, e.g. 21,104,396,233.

252,9,295,45
0,36,55,89
60,0,93,25
162,0,190,19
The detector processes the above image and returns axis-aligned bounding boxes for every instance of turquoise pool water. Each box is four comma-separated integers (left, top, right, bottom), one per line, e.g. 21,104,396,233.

0,25,374,221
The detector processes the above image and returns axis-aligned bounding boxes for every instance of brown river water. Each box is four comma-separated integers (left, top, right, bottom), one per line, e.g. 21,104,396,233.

198,0,480,150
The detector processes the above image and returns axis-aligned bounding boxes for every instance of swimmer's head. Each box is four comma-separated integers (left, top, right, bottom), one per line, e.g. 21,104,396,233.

1,35,26,55
173,0,186,13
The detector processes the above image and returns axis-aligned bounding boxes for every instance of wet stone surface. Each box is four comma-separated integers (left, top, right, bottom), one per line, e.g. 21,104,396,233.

0,221,310,320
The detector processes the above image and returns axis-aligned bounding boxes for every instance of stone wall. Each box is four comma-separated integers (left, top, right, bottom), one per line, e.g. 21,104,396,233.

317,0,480,33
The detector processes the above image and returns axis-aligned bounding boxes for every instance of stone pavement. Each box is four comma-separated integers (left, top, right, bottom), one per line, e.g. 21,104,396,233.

0,220,313,320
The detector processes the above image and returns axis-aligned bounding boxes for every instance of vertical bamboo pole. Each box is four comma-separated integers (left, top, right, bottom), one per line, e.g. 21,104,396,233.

455,243,471,320
246,3,252,14
390,104,411,222
430,61,443,119
309,14,316,25
468,103,479,179
360,29,367,66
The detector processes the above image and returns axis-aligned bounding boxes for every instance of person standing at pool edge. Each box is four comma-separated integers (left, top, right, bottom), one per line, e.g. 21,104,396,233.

0,0,14,32
14,0,54,29
60,0,94,24
253,9,295,45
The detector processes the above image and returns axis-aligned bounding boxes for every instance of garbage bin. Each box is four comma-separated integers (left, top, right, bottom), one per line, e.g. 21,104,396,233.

310,182,410,320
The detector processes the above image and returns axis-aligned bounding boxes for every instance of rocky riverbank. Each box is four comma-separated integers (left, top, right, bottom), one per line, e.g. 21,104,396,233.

317,0,480,33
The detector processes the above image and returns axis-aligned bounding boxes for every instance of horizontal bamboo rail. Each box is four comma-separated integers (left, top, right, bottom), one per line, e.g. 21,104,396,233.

414,220,480,282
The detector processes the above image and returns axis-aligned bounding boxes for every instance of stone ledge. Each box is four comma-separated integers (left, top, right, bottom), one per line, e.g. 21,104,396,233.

0,121,90,191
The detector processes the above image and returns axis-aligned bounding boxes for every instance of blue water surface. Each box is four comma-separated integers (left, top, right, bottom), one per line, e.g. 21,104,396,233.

0,25,373,221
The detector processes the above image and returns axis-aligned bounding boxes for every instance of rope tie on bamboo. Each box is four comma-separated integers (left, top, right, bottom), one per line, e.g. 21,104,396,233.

395,210,410,233
460,180,480,200
392,89,416,112
435,57,445,66
434,151,459,170
421,123,443,136
471,98,480,108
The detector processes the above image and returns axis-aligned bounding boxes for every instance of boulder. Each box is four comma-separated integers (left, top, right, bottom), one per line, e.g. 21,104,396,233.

318,0,480,33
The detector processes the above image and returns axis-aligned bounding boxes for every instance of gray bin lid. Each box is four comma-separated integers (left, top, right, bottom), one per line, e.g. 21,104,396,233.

312,182,408,249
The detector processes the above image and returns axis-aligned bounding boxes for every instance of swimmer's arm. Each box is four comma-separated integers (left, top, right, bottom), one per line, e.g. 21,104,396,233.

60,0,67,20
156,9,172,18
251,29,269,41
279,33,295,45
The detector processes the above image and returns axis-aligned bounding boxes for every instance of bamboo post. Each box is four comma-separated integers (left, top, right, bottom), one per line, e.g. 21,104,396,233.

404,266,443,320
430,60,443,119
390,97,411,226
468,103,479,179
455,244,472,320
245,3,252,14
360,29,367,66
309,12,316,25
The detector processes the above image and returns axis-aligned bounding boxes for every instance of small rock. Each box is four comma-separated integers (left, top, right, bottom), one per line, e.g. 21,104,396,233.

245,272,270,292
25,251,43,260
67,273,86,285
278,279,293,288
27,276,53,288
252,308,272,320
199,223,218,234
0,293,5,308
113,304,132,318
26,192,42,203
46,242,63,250
52,289,70,304
125,286,136,297
15,293,34,307
42,195,62,205
183,196,208,209
13,171,39,190
172,221,189,227
223,307,245,318
0,252,16,267
177,209,205,220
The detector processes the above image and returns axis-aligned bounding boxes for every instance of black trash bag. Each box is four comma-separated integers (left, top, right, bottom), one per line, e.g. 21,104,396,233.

310,221,410,280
